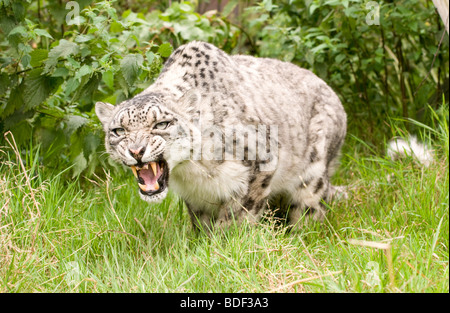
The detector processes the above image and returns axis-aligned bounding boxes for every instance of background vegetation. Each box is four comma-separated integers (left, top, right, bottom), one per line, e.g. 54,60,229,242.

0,0,448,177
0,0,448,293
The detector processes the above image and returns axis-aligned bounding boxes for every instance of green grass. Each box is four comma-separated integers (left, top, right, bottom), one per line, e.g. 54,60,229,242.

0,107,448,293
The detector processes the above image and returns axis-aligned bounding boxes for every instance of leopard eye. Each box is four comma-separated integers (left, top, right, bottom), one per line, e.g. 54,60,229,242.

154,121,170,130
111,127,126,137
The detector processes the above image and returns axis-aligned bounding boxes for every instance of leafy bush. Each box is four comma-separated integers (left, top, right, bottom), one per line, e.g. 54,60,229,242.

240,0,449,145
0,0,239,177
0,0,448,177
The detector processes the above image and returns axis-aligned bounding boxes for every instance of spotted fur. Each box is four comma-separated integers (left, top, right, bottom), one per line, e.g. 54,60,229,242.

96,41,347,232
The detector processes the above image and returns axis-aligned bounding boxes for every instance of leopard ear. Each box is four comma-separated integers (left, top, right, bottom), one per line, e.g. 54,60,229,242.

95,102,114,126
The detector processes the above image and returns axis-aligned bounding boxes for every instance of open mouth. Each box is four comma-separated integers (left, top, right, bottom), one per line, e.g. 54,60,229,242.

130,159,168,197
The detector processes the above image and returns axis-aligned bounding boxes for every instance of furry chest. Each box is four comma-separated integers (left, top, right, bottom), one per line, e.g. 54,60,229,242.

169,160,249,210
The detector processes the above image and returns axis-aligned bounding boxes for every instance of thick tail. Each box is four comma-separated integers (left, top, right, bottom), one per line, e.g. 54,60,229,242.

387,135,434,167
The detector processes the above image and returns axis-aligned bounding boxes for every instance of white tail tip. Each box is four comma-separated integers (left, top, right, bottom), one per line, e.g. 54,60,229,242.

387,135,434,167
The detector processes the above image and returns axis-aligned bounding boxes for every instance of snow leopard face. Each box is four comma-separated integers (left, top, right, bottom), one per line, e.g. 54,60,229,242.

95,93,193,203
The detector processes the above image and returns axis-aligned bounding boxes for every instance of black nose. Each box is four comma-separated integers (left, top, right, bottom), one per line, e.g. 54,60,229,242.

129,146,145,161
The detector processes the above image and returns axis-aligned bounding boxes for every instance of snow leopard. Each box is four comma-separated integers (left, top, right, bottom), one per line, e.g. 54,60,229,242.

95,41,347,232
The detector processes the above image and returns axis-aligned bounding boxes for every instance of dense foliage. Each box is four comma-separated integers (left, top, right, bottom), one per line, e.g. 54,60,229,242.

0,0,239,176
239,0,449,140
0,0,448,177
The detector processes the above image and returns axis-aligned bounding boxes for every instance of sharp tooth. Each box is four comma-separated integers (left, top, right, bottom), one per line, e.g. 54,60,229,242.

131,166,138,178
138,183,147,192
154,181,160,191
150,162,157,176
160,163,164,171
142,163,149,170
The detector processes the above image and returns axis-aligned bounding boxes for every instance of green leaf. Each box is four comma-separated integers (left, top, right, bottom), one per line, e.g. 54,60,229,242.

179,3,193,12
102,70,114,90
0,73,9,95
0,12,16,35
84,133,101,156
66,56,81,69
222,0,239,17
29,49,49,67
157,43,173,58
81,73,101,98
335,53,346,64
21,54,31,68
2,83,24,117
23,69,62,111
0,57,14,69
64,115,89,136
263,0,277,11
145,51,156,65
51,67,69,77
34,28,53,39
110,21,124,33
76,64,93,79
44,39,80,72
72,152,87,178
116,72,129,98
74,34,94,43
8,25,27,37
120,54,143,86
65,77,80,96
12,1,25,20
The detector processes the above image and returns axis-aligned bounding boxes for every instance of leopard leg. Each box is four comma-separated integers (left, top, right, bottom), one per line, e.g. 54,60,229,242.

287,174,330,230
213,171,274,231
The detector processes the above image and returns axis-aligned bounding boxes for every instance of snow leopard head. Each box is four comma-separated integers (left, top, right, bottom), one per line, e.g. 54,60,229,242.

95,92,200,203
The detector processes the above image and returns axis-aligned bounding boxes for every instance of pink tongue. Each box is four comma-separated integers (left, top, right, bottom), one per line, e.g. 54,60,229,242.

139,166,162,191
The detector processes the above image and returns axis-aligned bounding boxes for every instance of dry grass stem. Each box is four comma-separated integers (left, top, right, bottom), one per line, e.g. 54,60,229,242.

269,271,343,293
